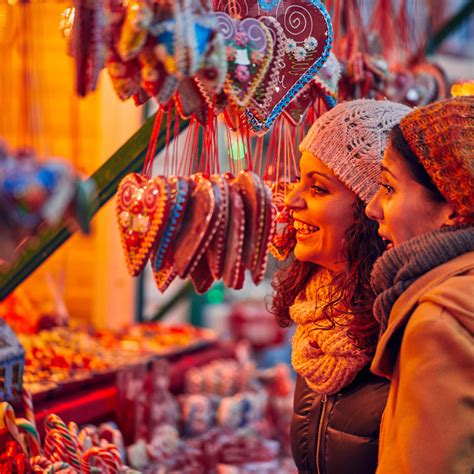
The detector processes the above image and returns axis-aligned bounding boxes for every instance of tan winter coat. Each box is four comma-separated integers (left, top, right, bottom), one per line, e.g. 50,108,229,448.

371,251,474,474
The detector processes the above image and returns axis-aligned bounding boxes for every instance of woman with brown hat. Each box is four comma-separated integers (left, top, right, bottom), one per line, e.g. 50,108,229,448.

271,98,410,474
366,96,474,473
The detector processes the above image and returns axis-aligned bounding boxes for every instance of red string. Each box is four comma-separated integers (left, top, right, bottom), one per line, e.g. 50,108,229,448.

142,107,164,177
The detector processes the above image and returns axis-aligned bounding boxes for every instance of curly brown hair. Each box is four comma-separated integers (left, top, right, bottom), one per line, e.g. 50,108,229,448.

270,198,385,350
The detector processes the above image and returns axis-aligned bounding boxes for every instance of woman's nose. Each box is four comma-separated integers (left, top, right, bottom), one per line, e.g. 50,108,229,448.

285,185,306,210
366,190,383,222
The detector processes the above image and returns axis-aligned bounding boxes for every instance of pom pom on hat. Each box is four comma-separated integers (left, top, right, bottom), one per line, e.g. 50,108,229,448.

299,99,411,203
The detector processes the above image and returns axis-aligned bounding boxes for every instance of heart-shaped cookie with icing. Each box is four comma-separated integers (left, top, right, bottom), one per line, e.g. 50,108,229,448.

153,260,178,293
237,170,265,270
116,173,169,276
251,182,276,284
172,178,222,278
215,13,274,107
190,254,215,294
214,0,332,133
151,176,190,272
223,178,246,290
205,175,230,280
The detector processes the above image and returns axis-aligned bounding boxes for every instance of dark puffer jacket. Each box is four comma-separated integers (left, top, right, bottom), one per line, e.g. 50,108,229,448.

291,367,389,474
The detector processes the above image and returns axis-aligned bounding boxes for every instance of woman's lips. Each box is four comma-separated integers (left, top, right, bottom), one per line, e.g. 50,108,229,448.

293,220,319,241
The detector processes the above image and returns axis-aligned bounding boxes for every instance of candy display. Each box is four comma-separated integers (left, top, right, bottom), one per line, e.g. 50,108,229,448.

18,323,216,394
117,171,276,293
124,359,296,473
0,401,135,473
0,141,96,267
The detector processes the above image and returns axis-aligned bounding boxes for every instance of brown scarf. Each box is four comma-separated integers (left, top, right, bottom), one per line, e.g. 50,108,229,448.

290,271,372,395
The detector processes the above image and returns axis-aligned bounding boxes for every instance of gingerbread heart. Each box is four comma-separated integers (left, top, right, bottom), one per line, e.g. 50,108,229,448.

215,0,332,133
237,170,265,270
175,77,210,125
151,176,189,272
106,48,142,101
205,175,230,280
215,13,274,107
172,178,222,278
249,15,286,121
250,182,276,284
190,254,215,294
153,260,178,293
116,173,169,276
223,179,246,290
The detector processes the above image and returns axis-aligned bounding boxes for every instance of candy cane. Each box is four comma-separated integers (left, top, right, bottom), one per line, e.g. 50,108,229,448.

81,447,106,474
82,446,121,474
68,421,79,437
78,426,98,452
46,461,72,473
0,402,27,454
44,429,69,464
15,417,41,456
30,455,52,469
22,387,37,430
45,414,81,470
101,444,122,471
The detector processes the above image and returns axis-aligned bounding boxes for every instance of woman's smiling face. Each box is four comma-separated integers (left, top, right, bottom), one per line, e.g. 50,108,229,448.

285,152,357,271
366,142,452,248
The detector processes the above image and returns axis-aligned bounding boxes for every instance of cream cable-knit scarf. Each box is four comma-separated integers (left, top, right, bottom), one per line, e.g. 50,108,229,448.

290,271,372,395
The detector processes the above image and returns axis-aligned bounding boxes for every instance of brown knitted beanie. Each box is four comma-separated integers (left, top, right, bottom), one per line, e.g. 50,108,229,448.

400,97,474,222
300,99,411,203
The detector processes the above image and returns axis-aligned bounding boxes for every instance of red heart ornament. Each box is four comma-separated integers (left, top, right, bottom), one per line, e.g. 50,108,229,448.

172,178,222,278
237,170,265,270
116,173,169,276
215,0,332,133
205,175,230,280
215,13,275,107
250,182,276,284
223,179,246,290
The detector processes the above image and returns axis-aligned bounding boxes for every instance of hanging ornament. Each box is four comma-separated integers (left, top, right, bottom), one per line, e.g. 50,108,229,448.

214,0,332,133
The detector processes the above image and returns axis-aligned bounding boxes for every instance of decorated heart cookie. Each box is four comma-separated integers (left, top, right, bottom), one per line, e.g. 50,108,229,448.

223,179,246,290
249,15,286,121
268,182,297,261
175,77,210,125
116,174,169,276
237,170,265,270
190,254,215,294
250,182,276,284
205,175,230,280
215,0,332,133
216,13,274,107
153,260,179,293
151,176,189,272
172,178,221,278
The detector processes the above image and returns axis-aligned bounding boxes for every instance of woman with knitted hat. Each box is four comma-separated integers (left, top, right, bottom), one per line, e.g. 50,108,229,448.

270,99,410,474
366,96,474,473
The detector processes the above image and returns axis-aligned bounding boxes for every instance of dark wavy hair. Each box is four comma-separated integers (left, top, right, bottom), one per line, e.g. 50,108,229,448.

270,198,385,350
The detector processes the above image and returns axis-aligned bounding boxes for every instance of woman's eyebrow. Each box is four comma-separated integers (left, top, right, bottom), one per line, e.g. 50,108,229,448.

307,171,333,182
381,165,397,179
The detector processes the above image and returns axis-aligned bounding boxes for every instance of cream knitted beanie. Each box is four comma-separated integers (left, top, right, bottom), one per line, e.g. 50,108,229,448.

299,99,411,203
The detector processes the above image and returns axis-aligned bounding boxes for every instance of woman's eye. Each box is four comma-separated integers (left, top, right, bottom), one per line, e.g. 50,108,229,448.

311,185,328,195
381,183,394,194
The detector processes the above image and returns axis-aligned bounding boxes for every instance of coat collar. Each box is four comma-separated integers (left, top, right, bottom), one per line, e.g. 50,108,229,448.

371,251,474,379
